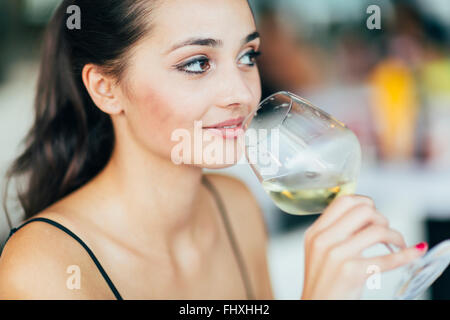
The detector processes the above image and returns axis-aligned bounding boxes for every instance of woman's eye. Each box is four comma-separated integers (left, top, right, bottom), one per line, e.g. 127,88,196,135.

239,50,262,66
177,57,211,74
175,50,261,75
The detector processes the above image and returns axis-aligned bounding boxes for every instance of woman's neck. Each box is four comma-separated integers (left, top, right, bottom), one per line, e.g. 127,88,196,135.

87,128,209,257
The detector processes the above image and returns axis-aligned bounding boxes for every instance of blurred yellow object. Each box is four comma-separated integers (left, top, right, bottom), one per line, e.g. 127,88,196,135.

369,58,418,161
420,58,450,96
419,57,450,169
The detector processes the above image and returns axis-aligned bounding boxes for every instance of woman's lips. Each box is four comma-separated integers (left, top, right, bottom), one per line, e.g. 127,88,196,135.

202,117,245,139
203,123,244,139
203,116,245,129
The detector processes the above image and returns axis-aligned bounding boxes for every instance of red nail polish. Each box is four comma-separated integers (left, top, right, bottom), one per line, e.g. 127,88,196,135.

415,242,428,251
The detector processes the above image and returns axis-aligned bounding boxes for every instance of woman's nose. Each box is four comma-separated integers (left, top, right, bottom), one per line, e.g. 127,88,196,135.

216,68,254,109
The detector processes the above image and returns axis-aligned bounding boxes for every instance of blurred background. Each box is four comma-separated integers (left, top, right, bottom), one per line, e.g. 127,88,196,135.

0,0,449,299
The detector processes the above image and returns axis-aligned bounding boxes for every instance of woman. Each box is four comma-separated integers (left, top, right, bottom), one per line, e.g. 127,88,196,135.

0,0,427,300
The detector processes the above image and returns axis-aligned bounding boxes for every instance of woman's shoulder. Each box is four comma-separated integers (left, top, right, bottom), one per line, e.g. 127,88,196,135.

0,211,108,299
203,172,274,299
203,172,257,202
203,172,268,236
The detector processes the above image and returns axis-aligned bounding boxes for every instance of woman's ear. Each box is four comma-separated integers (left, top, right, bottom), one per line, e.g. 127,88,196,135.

81,64,124,115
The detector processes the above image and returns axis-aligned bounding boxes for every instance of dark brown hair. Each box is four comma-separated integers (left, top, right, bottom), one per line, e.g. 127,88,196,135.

3,0,158,224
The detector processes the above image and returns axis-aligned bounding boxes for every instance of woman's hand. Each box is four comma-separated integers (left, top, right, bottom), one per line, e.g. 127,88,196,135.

300,195,428,300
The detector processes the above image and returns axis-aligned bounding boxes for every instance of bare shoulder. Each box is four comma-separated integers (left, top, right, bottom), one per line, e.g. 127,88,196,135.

0,211,112,299
204,172,268,242
204,173,274,299
204,173,266,228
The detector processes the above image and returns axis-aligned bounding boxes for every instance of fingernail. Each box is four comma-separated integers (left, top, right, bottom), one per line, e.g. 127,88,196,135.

415,242,428,251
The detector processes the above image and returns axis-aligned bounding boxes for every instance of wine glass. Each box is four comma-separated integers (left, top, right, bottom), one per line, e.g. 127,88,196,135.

241,92,397,249
393,239,450,299
242,91,362,216
241,91,450,300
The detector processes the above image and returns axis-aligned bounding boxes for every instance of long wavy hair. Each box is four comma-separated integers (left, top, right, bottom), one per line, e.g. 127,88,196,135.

3,0,159,225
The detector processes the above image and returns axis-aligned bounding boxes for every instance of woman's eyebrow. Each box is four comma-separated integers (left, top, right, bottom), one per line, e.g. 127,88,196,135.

166,31,260,54
242,31,260,45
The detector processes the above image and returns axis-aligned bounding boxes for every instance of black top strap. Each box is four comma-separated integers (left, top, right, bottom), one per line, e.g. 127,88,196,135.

202,175,255,300
4,217,123,300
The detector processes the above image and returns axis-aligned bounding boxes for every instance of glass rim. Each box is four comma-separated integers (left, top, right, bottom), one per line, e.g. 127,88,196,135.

258,91,319,111
246,91,348,130
242,91,292,129
258,90,292,108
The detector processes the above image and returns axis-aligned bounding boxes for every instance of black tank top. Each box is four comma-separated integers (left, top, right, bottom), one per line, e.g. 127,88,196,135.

1,175,254,300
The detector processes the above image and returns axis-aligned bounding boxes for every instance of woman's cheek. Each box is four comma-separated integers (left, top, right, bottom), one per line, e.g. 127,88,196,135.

131,91,198,158
126,93,171,151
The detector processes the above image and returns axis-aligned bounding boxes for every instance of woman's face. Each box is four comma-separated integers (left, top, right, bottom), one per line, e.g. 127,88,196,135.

118,0,261,168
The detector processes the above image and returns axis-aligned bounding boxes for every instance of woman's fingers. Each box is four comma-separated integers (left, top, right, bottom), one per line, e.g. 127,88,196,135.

325,203,389,243
307,203,389,254
308,195,376,236
328,225,407,262
362,243,428,273
301,192,429,299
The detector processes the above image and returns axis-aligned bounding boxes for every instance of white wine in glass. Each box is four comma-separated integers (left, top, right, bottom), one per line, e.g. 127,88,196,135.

261,171,357,215
242,91,361,216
